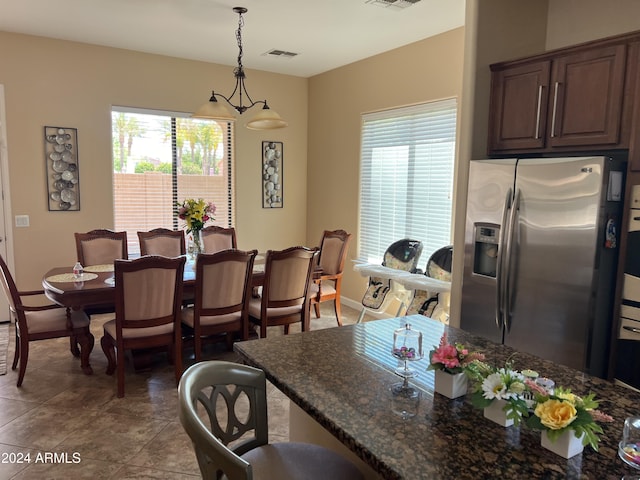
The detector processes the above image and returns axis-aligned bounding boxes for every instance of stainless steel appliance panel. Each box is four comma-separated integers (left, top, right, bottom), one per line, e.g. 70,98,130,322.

505,157,605,370
460,159,516,344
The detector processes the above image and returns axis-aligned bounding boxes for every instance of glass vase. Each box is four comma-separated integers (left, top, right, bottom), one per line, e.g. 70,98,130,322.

191,230,203,257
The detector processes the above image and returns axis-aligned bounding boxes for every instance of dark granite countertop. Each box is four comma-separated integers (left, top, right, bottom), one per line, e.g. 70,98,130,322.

234,315,640,479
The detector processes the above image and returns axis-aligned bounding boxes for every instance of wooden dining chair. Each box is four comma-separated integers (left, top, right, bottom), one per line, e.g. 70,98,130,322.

248,246,318,338
201,226,237,253
178,361,364,480
137,228,186,257
100,255,186,397
74,229,129,319
0,255,93,386
75,229,128,266
308,229,352,326
182,249,257,361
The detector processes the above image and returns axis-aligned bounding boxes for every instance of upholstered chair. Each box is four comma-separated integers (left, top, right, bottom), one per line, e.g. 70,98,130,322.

201,226,237,253
137,228,186,257
75,229,128,266
0,255,93,386
248,246,318,338
182,249,257,361
308,229,352,326
178,361,364,480
100,255,186,397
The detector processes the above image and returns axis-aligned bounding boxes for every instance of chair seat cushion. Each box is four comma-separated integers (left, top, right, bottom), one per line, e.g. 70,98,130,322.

103,319,173,339
181,307,241,327
248,297,302,318
241,442,363,480
26,307,89,334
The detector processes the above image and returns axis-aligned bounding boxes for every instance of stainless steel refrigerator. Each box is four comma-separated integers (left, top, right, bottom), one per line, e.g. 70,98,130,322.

460,156,625,378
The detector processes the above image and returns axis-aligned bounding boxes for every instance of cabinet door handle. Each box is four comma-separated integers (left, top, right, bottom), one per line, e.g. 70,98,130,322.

535,85,543,139
623,325,640,335
550,82,560,138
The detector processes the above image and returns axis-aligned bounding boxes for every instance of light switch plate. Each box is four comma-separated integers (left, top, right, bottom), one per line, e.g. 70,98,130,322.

15,215,29,227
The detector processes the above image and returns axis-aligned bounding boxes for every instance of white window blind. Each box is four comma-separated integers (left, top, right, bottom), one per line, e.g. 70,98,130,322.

112,107,234,255
358,98,457,265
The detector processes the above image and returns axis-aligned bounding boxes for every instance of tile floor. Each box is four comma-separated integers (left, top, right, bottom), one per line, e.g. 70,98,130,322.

0,303,365,479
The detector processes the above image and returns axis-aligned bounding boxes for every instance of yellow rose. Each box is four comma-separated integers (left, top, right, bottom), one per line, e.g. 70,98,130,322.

534,399,577,430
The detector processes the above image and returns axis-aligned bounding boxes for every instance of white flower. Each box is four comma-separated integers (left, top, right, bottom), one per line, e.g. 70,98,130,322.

482,373,507,400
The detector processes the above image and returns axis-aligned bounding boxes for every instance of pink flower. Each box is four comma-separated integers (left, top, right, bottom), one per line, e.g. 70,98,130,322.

524,378,549,396
590,409,614,423
431,344,461,369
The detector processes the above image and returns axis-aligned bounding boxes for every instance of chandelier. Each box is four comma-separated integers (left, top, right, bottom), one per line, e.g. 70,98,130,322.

192,7,288,130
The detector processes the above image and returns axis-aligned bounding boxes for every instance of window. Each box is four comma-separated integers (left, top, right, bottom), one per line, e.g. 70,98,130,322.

358,99,457,264
112,107,234,255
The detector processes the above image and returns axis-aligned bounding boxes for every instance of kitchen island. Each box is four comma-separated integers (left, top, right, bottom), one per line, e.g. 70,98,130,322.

234,315,640,479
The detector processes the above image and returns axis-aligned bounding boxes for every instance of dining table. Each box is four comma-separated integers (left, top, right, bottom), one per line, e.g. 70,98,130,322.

42,257,266,310
233,314,640,479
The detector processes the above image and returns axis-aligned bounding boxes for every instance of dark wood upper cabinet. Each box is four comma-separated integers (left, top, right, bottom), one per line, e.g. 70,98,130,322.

488,61,550,152
488,43,628,155
549,45,626,148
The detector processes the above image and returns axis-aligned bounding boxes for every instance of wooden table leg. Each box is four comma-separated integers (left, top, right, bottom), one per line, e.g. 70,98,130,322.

75,328,94,375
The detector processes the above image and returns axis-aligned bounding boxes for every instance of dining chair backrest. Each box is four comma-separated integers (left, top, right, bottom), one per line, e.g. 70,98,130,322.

138,228,186,257
263,246,318,307
195,249,257,313
0,254,19,315
201,226,237,253
115,255,185,329
75,229,128,266
317,229,352,275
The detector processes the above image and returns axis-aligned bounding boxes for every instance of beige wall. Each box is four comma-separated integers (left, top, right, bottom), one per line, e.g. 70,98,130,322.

307,28,465,304
0,31,308,289
546,0,640,50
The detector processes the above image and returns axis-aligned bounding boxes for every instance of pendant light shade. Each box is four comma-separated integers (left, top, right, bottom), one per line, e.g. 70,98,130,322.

192,93,236,121
246,106,288,130
192,7,287,130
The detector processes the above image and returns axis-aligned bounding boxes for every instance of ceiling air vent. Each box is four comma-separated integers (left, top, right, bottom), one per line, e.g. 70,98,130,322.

263,49,299,59
365,0,421,9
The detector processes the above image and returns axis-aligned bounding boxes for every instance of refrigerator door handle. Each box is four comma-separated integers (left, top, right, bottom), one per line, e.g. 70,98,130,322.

503,188,521,333
495,188,512,330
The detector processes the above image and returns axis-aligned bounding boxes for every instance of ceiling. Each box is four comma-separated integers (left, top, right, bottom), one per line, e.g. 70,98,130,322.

0,0,465,78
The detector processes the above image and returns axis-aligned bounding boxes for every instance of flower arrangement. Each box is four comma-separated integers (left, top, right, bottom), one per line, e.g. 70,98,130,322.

525,385,613,451
470,362,532,425
469,358,613,449
427,332,485,375
176,198,216,234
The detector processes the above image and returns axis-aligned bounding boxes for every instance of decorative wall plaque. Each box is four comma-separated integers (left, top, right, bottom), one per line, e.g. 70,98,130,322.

44,126,79,211
262,141,283,208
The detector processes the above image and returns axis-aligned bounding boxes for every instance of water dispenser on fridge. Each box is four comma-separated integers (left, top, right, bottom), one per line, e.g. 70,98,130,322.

473,224,499,278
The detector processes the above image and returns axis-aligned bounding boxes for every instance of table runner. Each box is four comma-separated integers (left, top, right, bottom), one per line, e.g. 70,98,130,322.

45,272,98,283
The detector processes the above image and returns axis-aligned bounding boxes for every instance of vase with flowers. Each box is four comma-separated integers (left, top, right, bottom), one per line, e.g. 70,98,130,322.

427,332,485,399
176,198,216,256
525,386,613,458
469,357,535,427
